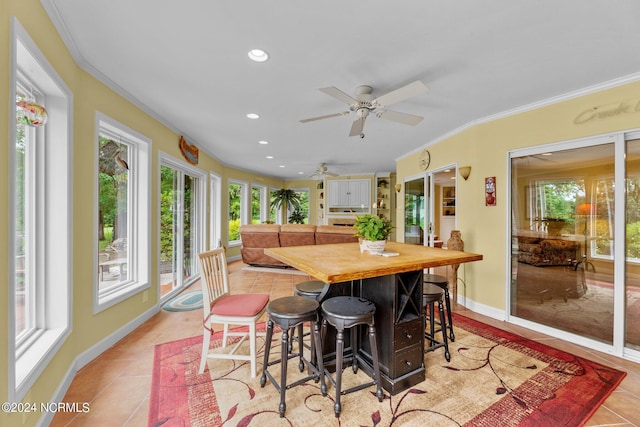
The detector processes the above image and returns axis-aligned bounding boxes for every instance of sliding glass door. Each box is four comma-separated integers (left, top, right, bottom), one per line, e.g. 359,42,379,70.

160,156,205,299
510,132,640,358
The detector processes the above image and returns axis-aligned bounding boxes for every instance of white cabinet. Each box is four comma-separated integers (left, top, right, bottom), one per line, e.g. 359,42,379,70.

327,179,370,211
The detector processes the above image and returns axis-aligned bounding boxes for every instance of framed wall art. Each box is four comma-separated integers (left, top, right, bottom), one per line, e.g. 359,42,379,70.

485,176,496,206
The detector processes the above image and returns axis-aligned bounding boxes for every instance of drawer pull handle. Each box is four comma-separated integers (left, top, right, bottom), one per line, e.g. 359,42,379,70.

405,360,412,367
405,333,412,339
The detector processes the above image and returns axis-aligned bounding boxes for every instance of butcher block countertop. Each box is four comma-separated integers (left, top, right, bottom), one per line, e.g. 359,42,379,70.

265,241,483,284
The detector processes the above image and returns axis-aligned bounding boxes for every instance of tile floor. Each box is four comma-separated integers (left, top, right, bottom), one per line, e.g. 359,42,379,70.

50,261,640,426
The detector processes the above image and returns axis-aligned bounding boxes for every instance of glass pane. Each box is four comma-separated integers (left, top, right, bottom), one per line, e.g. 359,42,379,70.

97,137,130,290
626,138,640,350
511,144,615,344
160,165,178,296
404,178,424,245
229,183,241,240
15,103,30,338
251,186,262,223
182,174,198,281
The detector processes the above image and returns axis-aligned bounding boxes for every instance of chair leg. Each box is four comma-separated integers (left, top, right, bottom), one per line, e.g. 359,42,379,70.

314,321,327,395
260,320,274,388
279,328,289,418
249,322,257,378
222,323,230,348
199,327,211,374
368,324,383,402
334,328,344,418
437,300,451,362
443,288,455,342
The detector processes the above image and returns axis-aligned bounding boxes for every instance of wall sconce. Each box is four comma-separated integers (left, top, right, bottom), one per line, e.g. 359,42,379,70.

459,166,472,181
395,183,402,193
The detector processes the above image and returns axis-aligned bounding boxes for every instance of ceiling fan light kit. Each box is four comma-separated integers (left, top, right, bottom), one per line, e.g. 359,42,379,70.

300,80,429,137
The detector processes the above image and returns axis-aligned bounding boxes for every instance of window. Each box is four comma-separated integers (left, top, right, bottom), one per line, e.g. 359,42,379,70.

9,18,72,400
289,188,310,224
95,113,150,311
229,181,247,244
252,185,267,223
269,187,282,224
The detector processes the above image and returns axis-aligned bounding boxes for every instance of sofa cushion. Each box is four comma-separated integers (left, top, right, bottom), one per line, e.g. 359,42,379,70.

315,225,358,245
239,224,281,248
280,224,317,247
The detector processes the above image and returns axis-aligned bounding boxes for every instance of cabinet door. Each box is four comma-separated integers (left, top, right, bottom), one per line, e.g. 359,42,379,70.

327,181,348,206
349,180,370,208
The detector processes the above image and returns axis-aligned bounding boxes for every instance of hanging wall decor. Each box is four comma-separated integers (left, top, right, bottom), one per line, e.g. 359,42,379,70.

179,135,199,165
16,100,48,127
485,176,496,206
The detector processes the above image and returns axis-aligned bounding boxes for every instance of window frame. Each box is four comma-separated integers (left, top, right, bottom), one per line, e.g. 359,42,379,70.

9,17,73,402
228,180,248,246
94,112,151,313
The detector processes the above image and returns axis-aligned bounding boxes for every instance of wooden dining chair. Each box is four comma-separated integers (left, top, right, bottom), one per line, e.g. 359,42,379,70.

198,247,269,377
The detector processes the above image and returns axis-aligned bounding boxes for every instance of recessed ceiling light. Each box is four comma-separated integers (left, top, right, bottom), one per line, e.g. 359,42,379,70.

298,171,304,175
247,113,259,119
266,156,274,159
279,165,285,168
258,140,268,145
248,49,269,62
542,152,553,156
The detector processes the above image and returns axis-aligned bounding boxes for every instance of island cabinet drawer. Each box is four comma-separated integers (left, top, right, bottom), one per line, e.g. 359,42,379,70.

392,344,424,377
393,319,423,350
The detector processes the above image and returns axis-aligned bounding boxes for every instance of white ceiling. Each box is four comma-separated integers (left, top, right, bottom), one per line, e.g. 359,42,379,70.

42,0,640,180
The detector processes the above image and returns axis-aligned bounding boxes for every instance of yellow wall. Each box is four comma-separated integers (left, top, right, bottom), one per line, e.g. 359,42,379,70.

0,1,283,425
397,80,640,313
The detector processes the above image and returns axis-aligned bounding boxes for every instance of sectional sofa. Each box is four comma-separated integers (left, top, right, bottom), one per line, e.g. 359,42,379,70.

240,224,358,267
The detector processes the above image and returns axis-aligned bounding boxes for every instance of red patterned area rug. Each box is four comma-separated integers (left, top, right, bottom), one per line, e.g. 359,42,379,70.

148,314,625,426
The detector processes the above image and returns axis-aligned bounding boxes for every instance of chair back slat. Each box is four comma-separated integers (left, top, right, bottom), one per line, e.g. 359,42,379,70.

198,248,230,316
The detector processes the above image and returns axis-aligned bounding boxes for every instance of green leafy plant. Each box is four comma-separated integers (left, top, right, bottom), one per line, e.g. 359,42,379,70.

353,214,392,241
288,209,306,224
270,188,301,213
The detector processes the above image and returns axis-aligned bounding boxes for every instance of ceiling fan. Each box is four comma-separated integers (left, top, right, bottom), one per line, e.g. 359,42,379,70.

310,163,339,178
300,80,429,138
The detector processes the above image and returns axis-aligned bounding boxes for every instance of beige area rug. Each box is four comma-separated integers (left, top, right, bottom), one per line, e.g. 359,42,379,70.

148,314,625,426
242,265,310,276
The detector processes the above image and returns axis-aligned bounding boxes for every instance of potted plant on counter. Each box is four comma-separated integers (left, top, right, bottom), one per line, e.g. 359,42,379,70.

353,214,393,255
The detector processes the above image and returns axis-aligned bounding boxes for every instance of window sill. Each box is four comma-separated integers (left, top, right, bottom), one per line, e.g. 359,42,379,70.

14,327,69,401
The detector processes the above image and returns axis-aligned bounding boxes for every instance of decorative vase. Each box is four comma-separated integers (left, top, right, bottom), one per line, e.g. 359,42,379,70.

359,239,387,255
447,230,464,252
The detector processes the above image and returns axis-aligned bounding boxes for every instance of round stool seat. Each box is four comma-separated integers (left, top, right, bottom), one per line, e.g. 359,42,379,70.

423,283,445,304
424,274,448,286
294,280,326,299
267,296,319,329
322,296,376,328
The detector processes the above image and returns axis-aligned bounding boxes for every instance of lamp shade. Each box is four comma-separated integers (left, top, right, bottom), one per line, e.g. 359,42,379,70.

459,166,471,180
576,203,594,216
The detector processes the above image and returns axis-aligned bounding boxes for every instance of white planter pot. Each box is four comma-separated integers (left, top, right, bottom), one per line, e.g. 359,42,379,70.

359,239,386,255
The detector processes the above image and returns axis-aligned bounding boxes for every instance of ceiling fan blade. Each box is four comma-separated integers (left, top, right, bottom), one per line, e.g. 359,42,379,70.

325,170,339,177
319,86,357,105
299,111,349,123
349,117,366,137
376,109,424,126
373,80,429,107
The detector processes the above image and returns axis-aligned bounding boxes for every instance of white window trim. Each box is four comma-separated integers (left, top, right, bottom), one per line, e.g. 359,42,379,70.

252,184,268,223
8,17,73,402
94,112,151,313
210,173,222,249
229,180,248,247
157,152,207,301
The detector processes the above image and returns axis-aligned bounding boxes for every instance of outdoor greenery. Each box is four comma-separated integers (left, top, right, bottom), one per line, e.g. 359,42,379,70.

98,137,128,245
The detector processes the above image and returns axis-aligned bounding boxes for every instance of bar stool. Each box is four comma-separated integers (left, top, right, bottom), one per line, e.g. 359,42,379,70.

260,296,325,418
320,296,383,418
424,273,455,341
423,283,450,362
289,280,326,352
